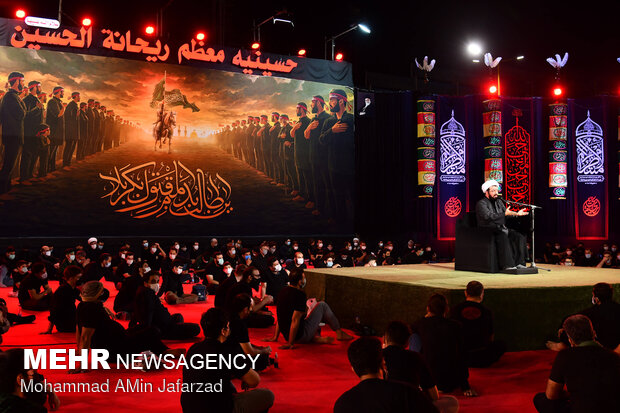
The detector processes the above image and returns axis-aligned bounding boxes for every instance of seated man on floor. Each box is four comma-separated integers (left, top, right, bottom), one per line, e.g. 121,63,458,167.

334,337,438,413
225,266,274,328
133,272,200,340
547,282,620,353
158,259,198,305
411,294,475,396
181,307,275,413
17,263,52,311
45,265,82,333
533,314,620,413
383,321,459,413
450,280,505,367
265,269,353,349
264,257,289,304
227,293,276,371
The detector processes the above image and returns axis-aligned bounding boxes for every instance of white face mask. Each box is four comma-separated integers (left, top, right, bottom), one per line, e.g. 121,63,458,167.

193,245,199,250
91,244,97,249
120,253,126,259
105,261,111,268
296,258,304,265
217,258,224,265
143,243,149,248
20,267,28,274
361,246,366,250
286,241,291,246
69,254,76,261
169,254,177,259
126,259,134,265
98,245,103,250
174,244,179,249
326,261,334,268
41,272,48,279
317,243,323,248
224,267,233,275
151,247,157,253
8,254,15,260
585,254,592,259
230,249,236,255
274,264,282,272
175,267,183,275
149,283,160,293
144,266,151,273
44,251,51,256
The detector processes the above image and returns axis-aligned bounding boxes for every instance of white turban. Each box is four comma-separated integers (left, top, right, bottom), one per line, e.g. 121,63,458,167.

481,179,499,193
88,237,98,244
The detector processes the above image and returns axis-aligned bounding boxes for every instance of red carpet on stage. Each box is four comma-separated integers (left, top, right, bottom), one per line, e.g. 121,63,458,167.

1,280,554,412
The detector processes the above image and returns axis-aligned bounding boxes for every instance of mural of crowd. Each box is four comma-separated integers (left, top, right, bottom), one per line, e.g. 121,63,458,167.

0,71,141,194
213,89,354,225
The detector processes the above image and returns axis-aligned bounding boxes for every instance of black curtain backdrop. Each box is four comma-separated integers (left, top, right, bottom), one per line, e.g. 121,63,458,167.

356,92,620,258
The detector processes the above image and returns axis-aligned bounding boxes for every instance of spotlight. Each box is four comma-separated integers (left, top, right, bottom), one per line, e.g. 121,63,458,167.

196,32,205,41
251,42,260,50
467,42,482,56
357,24,371,34
516,55,525,60
297,49,306,56
82,18,92,27
335,52,344,61
553,86,563,97
145,25,155,35
472,59,480,63
15,9,26,19
488,84,498,94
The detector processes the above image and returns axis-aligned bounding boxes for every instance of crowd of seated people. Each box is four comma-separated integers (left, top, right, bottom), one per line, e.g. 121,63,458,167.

0,235,619,413
543,241,620,268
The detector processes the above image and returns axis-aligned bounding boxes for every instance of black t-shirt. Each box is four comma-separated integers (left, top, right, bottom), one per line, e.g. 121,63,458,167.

18,274,47,304
333,378,438,413
450,301,494,351
81,262,112,284
214,276,238,308
579,302,620,350
265,270,288,301
134,285,172,329
0,393,48,413
549,344,620,413
227,313,250,345
276,286,306,342
113,274,143,313
225,282,254,310
206,263,227,284
159,269,184,297
412,316,469,391
181,339,250,413
76,301,127,355
383,346,435,390
49,282,80,328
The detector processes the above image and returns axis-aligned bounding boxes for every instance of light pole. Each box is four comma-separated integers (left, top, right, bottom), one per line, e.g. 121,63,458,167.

325,23,371,60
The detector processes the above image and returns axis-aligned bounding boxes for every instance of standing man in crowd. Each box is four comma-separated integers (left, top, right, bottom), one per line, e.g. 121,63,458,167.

46,86,65,172
20,80,44,182
0,72,26,194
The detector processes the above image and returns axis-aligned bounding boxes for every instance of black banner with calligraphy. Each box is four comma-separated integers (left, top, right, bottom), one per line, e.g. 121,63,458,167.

0,18,352,86
436,96,471,240
570,99,608,240
0,29,354,237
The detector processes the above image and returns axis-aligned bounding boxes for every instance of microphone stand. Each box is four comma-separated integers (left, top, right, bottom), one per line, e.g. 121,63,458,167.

499,198,550,272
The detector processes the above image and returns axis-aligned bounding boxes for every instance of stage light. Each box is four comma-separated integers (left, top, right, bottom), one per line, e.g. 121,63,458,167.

196,32,205,41
82,18,92,27
517,55,525,60
251,42,260,50
553,86,563,97
489,84,498,94
358,24,371,34
472,59,480,63
145,25,155,35
335,52,344,61
467,42,482,56
297,49,306,56
15,9,26,19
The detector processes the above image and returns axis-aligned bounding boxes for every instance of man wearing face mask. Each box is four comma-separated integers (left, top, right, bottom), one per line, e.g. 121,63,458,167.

57,248,77,279
224,245,239,267
81,253,113,284
18,262,52,311
0,246,19,288
203,252,228,294
134,272,200,339
84,237,100,262
289,251,307,271
596,252,615,269
576,248,597,267
159,260,199,305
266,269,353,349
336,249,354,268
45,265,82,333
46,86,66,173
0,72,27,194
113,251,139,290
138,239,150,262
144,242,165,272
189,241,202,262
253,242,272,278
36,245,61,280
264,257,290,305
316,252,341,269
319,89,355,225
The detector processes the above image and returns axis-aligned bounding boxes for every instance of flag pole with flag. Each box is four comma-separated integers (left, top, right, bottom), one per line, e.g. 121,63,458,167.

150,71,200,112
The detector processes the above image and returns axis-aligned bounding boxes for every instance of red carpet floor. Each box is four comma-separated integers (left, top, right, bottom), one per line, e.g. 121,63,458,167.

1,280,555,412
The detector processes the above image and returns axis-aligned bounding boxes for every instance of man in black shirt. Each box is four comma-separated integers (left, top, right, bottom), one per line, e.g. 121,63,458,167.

264,257,289,303
81,253,112,284
181,307,274,413
475,179,529,270
45,265,82,333
534,314,620,413
0,72,27,194
266,269,352,349
18,262,52,311
20,80,44,182
134,272,200,339
305,95,333,216
269,112,282,183
382,321,458,413
292,102,312,203
319,89,355,224
334,337,438,413
226,266,274,328
412,294,475,396
159,260,198,305
450,281,505,367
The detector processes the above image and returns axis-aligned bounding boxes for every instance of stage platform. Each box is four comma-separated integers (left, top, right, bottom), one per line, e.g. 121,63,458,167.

305,263,620,351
